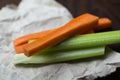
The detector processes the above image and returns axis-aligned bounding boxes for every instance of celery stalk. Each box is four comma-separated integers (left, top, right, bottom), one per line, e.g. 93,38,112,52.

14,30,120,64
14,46,105,64
45,30,120,52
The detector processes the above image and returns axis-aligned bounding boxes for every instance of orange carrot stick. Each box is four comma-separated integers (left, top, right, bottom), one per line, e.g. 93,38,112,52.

14,30,94,53
14,18,111,54
13,29,53,46
23,13,99,57
14,28,93,50
13,18,111,47
94,18,111,31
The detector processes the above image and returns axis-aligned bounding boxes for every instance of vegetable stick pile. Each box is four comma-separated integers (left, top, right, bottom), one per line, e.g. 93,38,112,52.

13,13,120,64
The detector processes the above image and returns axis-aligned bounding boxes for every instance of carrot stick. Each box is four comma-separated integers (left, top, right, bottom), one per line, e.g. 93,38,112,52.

14,28,90,47
13,29,53,46
22,13,99,57
94,18,111,31
13,18,111,47
14,18,111,54
14,30,94,53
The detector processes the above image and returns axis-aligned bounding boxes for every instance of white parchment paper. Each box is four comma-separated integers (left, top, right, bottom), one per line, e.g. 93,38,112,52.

0,0,120,80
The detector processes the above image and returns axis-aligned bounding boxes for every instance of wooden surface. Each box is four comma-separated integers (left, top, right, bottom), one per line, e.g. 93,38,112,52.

0,0,20,8
0,0,120,80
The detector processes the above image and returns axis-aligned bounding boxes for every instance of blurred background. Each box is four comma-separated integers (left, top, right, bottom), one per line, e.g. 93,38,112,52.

0,0,120,80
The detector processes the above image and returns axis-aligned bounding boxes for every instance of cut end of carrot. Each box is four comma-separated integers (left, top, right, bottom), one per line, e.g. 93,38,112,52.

23,43,39,57
14,44,26,54
94,18,112,31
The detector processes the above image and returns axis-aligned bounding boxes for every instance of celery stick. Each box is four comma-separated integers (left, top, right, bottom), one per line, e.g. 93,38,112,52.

14,30,120,64
14,46,105,64
45,30,120,52
29,30,120,52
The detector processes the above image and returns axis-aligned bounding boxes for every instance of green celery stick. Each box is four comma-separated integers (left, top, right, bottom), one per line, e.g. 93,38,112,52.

14,30,120,64
45,30,120,52
14,46,105,64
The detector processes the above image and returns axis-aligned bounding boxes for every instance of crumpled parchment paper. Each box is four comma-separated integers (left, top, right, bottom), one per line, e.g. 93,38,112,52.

0,0,120,80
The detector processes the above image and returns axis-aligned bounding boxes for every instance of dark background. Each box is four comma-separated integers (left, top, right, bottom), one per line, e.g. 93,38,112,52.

0,0,120,80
